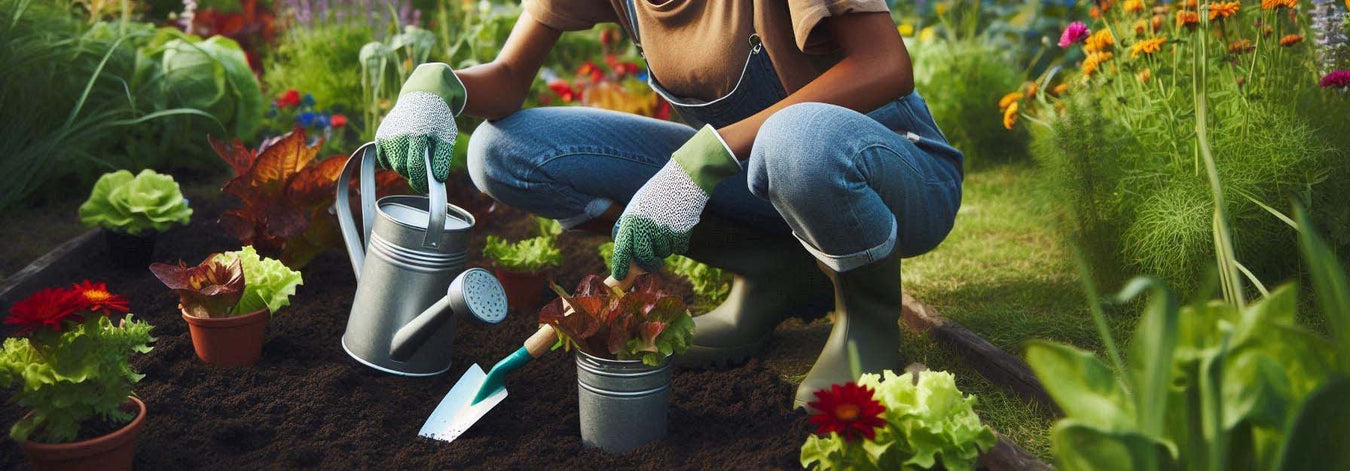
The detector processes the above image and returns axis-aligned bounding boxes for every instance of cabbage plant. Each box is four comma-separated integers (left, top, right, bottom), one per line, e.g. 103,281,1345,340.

78,169,192,235
133,28,264,140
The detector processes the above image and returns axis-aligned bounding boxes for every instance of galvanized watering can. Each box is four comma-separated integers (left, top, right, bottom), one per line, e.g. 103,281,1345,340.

336,143,508,376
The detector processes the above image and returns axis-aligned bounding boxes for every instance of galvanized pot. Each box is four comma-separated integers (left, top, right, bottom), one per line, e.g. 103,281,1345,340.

575,350,672,453
337,143,485,376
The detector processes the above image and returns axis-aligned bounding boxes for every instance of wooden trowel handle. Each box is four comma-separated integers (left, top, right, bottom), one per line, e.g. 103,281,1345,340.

522,263,643,357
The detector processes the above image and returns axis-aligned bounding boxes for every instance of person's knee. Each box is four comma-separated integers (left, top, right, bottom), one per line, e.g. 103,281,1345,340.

466,117,529,202
748,102,855,201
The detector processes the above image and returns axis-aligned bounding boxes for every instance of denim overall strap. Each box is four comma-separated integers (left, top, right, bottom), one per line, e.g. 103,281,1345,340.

621,0,789,129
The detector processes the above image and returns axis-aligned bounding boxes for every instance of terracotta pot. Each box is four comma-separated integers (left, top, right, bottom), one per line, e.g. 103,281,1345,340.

494,268,548,313
182,309,269,366
103,230,157,271
20,396,146,471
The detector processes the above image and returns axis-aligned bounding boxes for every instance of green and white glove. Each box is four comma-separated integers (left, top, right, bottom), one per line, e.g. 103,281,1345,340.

612,125,740,279
375,63,467,193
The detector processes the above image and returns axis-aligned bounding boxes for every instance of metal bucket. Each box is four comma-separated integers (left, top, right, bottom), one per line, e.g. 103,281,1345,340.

336,143,478,376
575,351,672,453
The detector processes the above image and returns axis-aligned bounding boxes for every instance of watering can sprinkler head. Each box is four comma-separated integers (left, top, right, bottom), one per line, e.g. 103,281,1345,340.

389,268,508,362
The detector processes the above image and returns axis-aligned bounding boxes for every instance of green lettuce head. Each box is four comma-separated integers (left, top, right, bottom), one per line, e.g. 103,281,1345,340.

215,246,303,316
79,169,192,235
801,370,996,471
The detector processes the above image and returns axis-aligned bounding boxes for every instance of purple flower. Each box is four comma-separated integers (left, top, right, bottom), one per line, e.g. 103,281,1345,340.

1321,70,1350,89
1059,22,1090,48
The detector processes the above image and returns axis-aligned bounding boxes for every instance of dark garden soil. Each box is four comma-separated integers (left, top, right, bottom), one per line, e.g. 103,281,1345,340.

0,181,812,470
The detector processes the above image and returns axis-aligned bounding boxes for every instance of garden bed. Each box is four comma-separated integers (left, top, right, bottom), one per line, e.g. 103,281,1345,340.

0,191,814,469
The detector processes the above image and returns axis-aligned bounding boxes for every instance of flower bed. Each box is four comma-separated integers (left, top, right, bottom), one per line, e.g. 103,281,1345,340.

0,191,815,469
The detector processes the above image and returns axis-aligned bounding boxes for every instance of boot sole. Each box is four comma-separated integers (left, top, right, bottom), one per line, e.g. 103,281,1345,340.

673,334,772,369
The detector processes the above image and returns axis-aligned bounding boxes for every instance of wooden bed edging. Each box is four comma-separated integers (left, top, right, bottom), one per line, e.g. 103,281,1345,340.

901,293,1062,417
0,229,101,309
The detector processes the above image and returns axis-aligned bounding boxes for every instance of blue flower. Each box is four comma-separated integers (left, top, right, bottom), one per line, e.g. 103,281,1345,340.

302,93,317,107
314,114,330,128
297,111,317,127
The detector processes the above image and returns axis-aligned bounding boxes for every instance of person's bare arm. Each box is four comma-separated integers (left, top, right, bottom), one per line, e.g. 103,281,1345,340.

455,11,562,120
717,12,913,159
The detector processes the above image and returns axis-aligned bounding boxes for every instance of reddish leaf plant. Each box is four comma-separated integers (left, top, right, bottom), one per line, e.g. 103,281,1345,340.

149,256,245,319
211,128,405,267
539,274,695,366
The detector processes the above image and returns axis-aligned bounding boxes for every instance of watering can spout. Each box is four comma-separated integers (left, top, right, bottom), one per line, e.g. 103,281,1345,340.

389,268,509,362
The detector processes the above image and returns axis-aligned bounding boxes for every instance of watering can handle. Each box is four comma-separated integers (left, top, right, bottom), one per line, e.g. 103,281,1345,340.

336,143,449,280
523,263,644,357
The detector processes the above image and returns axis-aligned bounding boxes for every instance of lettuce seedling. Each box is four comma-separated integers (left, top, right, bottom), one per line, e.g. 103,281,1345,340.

149,256,245,318
483,235,563,273
78,169,192,236
539,274,695,366
213,246,303,316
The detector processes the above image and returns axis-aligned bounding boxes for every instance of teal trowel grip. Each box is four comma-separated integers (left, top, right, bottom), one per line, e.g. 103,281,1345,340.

472,346,531,405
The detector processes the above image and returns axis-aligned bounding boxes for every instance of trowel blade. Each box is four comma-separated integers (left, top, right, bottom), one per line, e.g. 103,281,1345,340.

419,363,509,443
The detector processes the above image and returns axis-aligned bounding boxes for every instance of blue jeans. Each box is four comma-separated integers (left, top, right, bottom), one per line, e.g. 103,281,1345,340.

467,93,964,272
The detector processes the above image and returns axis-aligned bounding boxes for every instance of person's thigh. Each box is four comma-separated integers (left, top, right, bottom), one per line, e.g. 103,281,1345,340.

468,106,785,231
747,101,963,271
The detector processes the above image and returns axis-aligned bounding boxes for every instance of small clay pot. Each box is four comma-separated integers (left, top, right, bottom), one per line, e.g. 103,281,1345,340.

19,396,146,471
103,230,157,271
494,268,548,313
182,309,269,366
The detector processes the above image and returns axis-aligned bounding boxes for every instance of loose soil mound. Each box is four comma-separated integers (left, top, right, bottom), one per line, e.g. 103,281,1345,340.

0,192,811,470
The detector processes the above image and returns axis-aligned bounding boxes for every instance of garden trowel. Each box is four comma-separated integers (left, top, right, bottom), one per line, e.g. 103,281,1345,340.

419,264,643,443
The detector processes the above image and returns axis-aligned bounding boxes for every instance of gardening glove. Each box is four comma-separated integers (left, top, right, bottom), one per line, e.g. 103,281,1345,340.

611,125,739,280
375,62,467,193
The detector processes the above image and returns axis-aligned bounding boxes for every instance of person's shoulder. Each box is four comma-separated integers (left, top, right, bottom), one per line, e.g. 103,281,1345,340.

524,0,622,32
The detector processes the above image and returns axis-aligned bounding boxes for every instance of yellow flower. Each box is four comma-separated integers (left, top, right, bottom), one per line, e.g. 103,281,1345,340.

1003,101,1019,130
999,91,1022,111
919,26,937,43
1137,68,1152,83
1207,1,1240,20
1024,82,1039,99
898,23,915,36
1133,19,1149,35
1082,51,1115,78
1130,37,1167,57
1280,34,1303,47
1084,29,1115,53
1125,0,1146,13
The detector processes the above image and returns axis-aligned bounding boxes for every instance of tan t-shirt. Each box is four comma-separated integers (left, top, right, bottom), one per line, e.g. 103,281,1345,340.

524,0,889,102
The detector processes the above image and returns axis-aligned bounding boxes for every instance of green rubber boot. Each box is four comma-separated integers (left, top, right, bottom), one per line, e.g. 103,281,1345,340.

794,250,904,410
674,217,834,367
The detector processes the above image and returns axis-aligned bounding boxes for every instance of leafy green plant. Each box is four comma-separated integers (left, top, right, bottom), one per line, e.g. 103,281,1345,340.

801,370,996,471
1026,208,1350,471
263,20,373,121
599,242,731,308
540,274,695,366
536,216,563,238
132,28,264,140
484,235,562,273
149,255,245,318
78,169,192,235
0,282,153,443
213,245,302,316
911,36,1031,167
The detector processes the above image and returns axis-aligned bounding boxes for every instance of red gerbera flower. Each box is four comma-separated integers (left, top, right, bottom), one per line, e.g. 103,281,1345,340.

807,382,887,442
5,287,91,334
72,280,130,314
330,114,348,128
547,79,580,103
277,89,301,108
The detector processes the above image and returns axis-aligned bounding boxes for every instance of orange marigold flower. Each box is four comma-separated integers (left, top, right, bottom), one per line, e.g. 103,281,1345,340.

1084,29,1115,53
1125,0,1146,13
1024,82,1039,99
1208,1,1240,20
1083,51,1115,78
1152,14,1165,30
998,91,1022,111
1229,39,1254,54
1003,101,1020,130
1183,0,1199,8
1053,83,1070,96
1137,68,1152,82
1176,10,1200,28
1090,6,1102,19
1260,0,1297,9
1280,34,1303,46
1131,37,1168,57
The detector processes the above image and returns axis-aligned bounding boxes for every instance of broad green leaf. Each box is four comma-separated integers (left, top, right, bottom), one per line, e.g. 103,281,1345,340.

1118,276,1179,437
1026,341,1135,430
1052,420,1171,471
1276,377,1350,471
1296,208,1350,374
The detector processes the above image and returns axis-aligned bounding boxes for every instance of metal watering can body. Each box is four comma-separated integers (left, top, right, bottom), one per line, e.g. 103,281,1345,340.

336,143,482,376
